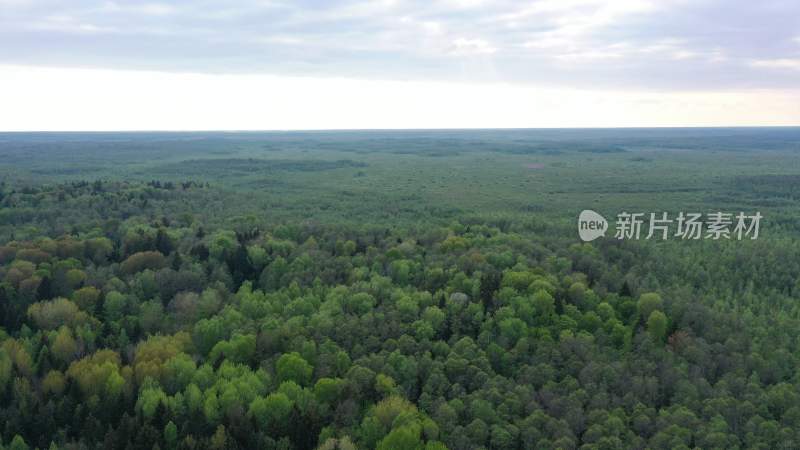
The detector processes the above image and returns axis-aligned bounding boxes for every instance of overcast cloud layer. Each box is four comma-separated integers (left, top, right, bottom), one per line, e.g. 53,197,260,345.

1,0,799,90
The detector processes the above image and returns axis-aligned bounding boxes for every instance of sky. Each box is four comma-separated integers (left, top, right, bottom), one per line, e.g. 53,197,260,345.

0,0,799,130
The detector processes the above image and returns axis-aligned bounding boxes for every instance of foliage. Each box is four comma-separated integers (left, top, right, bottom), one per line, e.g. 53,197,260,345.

1,129,800,449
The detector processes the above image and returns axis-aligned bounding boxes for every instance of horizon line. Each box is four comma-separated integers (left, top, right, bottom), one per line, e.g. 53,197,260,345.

2,125,800,134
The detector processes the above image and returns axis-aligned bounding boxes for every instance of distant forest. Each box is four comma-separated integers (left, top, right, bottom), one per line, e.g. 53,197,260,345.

1,129,800,449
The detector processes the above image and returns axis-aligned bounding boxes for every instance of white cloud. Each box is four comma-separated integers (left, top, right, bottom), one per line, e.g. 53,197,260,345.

500,0,655,23
516,8,714,67
531,37,721,65
500,0,660,40
449,38,496,55
421,21,444,36
751,59,800,71
32,14,116,34
521,36,570,50
0,0,798,91
438,0,488,9
671,50,697,60
253,35,304,45
555,50,624,62
99,2,177,16
638,38,686,54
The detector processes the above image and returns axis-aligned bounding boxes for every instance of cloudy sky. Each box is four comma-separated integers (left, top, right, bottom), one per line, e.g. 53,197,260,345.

1,0,799,130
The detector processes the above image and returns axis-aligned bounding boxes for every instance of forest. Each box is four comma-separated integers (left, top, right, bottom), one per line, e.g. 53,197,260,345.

0,128,800,450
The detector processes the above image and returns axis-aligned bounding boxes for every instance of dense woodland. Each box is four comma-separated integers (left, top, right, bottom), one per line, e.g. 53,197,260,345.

1,130,800,450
